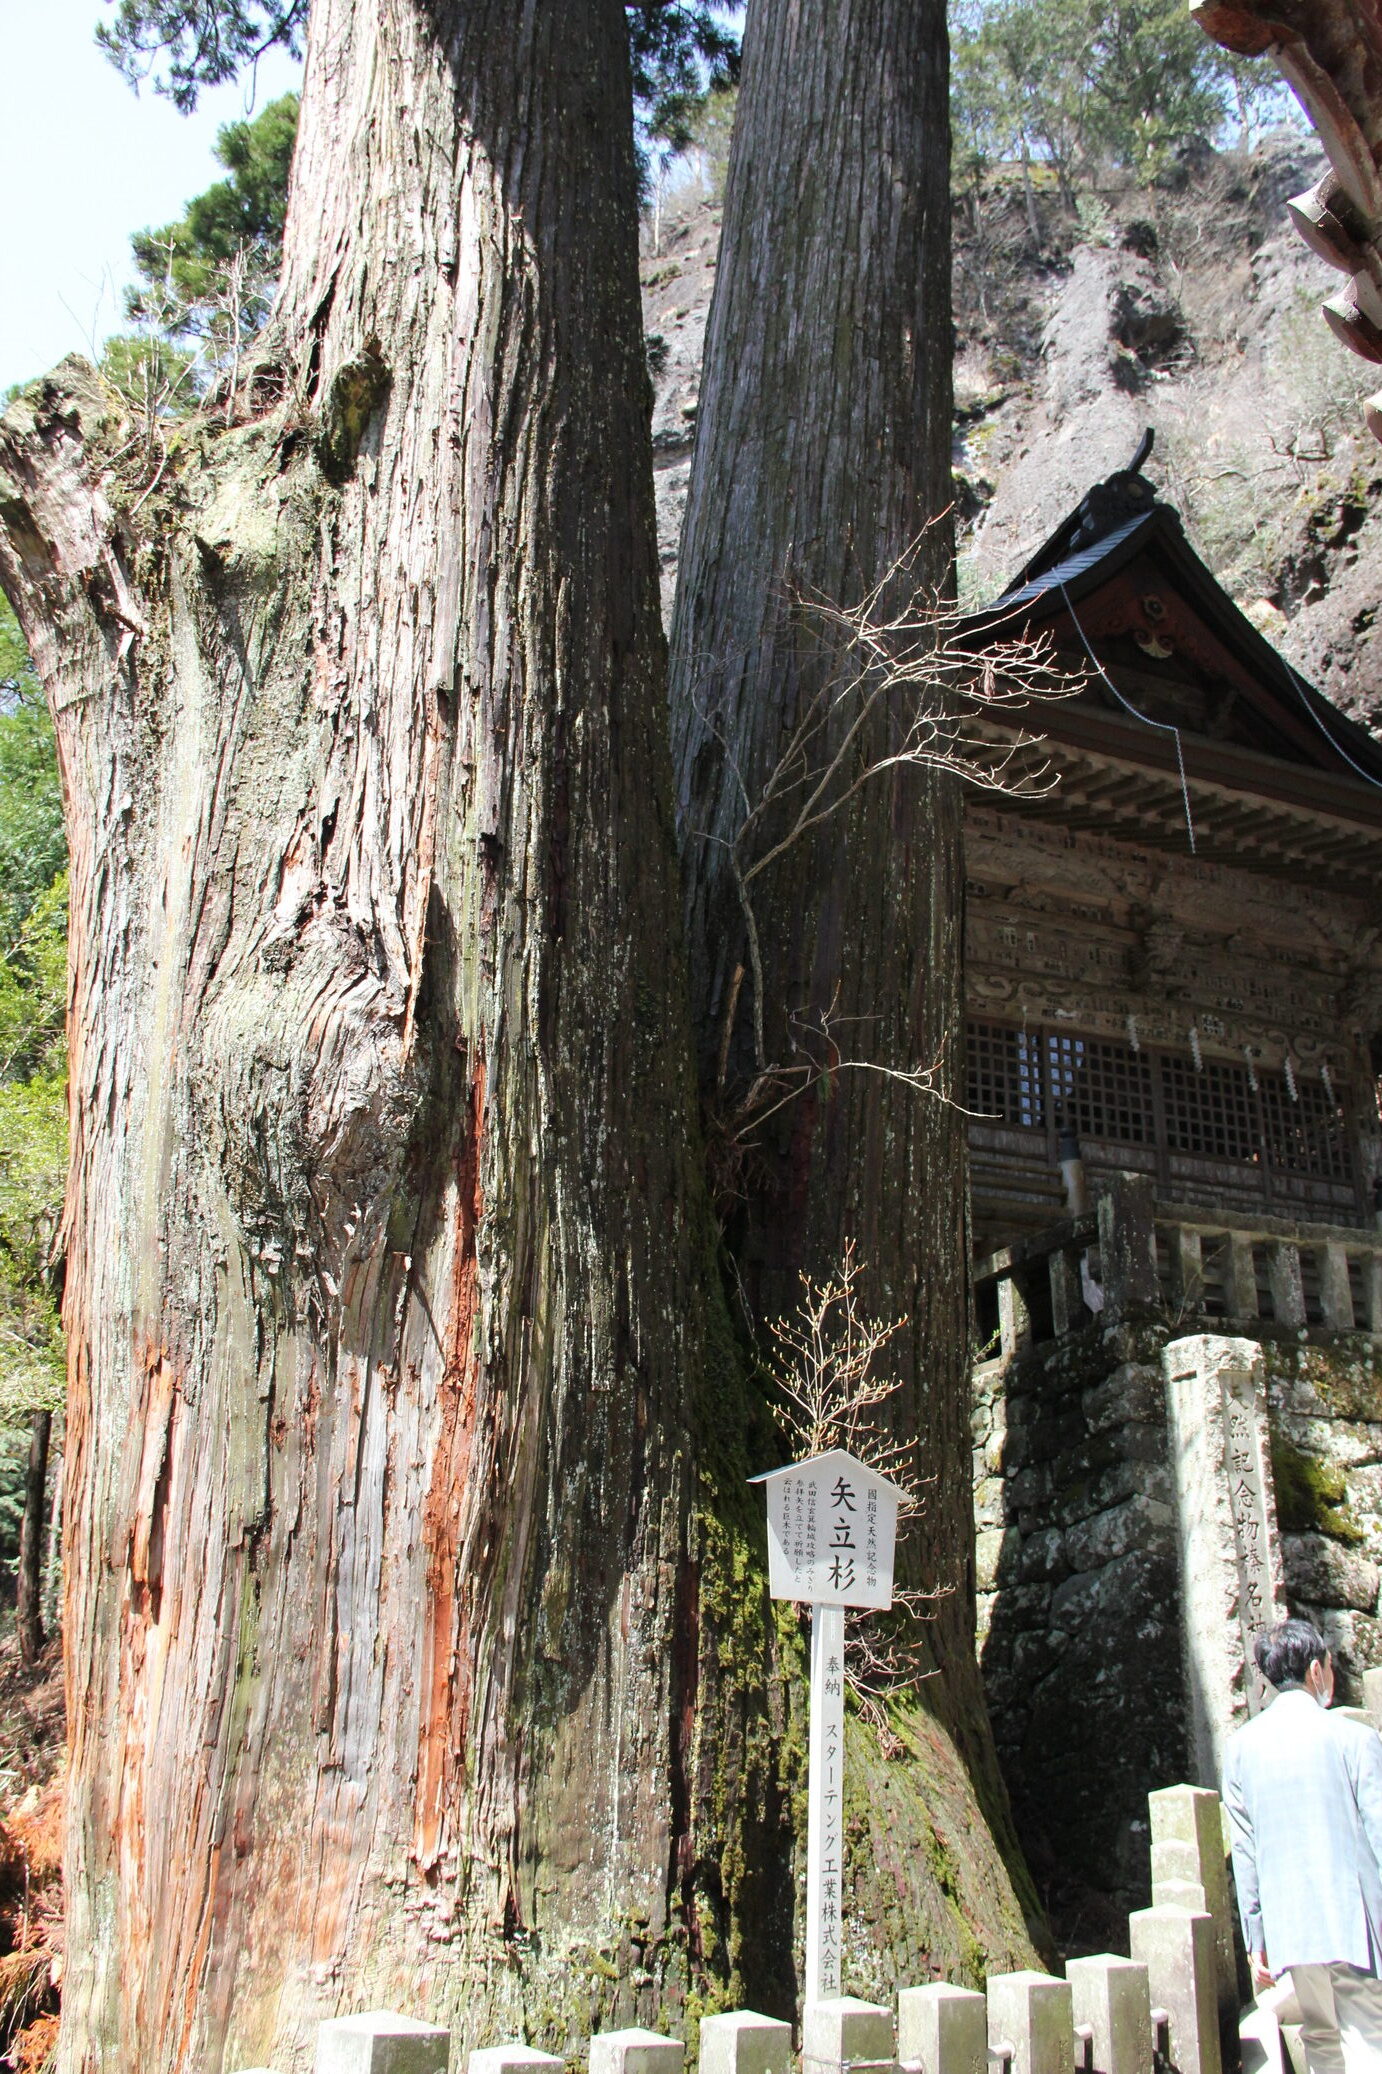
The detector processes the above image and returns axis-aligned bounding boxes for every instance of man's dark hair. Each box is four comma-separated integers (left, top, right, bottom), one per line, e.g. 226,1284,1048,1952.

1254,1617,1329,1690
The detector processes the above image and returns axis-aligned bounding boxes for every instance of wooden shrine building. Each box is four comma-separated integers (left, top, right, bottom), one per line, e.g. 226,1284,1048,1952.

958,445,1382,1324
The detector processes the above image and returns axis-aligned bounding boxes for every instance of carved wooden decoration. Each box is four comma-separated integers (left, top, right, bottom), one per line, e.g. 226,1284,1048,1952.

1190,0,1382,442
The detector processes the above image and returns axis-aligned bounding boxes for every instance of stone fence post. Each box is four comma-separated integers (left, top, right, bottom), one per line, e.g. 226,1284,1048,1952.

986,1972,1073,2074
803,1998,895,2074
317,2013,450,2073
590,2032,683,2074
700,2012,792,2074
1128,1906,1221,2074
898,1983,986,2074
471,2050,564,2074
1065,1955,1151,2074
1148,1784,1237,2057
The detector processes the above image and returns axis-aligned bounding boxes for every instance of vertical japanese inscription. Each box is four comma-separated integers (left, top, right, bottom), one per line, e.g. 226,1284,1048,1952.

1223,1375,1273,1665
754,1449,902,2003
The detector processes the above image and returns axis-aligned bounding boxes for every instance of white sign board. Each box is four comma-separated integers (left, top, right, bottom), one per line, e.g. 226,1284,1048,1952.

754,1447,902,1610
751,1448,905,2004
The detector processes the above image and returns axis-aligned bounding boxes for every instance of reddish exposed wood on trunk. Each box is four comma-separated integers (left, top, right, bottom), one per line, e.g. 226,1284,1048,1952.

415,1059,485,1873
0,3,762,2065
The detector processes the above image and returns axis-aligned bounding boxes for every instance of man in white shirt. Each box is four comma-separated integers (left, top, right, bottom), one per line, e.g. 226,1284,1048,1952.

1224,1619,1382,2074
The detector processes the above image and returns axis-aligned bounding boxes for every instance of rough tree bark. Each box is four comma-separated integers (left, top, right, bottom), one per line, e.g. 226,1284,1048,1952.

16,1406,50,1665
0,3,788,2066
669,0,1042,1963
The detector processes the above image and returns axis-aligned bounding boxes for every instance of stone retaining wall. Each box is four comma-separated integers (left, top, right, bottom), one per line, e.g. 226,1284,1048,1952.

972,1314,1382,1953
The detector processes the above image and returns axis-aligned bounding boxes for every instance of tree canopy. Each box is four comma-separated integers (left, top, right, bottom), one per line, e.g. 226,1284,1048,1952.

0,603,67,1439
98,0,739,139
951,0,1294,182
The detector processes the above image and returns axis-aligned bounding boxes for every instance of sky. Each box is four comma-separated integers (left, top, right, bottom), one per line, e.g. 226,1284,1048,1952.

0,0,301,394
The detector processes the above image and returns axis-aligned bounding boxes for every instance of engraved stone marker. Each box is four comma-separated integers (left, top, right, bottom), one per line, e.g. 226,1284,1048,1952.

1162,1336,1286,1786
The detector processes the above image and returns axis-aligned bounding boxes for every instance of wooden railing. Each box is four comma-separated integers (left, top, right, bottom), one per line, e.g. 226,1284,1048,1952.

974,1173,1382,1361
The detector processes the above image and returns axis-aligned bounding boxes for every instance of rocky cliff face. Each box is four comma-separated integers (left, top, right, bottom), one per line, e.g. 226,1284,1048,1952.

643,129,1382,729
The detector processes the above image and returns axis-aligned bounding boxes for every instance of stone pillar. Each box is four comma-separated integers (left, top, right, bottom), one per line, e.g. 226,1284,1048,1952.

1364,1253,1382,1336
1225,1237,1258,1324
700,2013,792,2074
1267,1243,1306,1331
1148,1785,1236,2038
898,1984,986,2074
1050,1246,1085,1338
1128,1907,1221,2074
1162,1335,1286,1787
999,1274,1033,1362
317,2014,450,2074
1171,1228,1204,1315
1065,1955,1151,2074
986,1973,1073,2074
471,2051,565,2074
803,1998,894,2074
590,2033,684,2074
1320,1243,1355,1329
1363,1664,1382,1728
1098,1175,1159,1321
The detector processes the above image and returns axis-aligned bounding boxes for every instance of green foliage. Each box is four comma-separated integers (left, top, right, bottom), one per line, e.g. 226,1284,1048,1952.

627,3,739,152
96,0,307,112
120,92,297,392
0,604,65,959
950,0,1296,187
0,608,67,1432
128,91,297,314
97,0,739,139
682,81,737,200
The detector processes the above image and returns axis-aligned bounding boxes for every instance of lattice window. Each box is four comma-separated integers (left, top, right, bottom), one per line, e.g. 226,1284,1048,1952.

1258,1071,1352,1182
1045,1032,1155,1144
1160,1055,1259,1163
967,1021,1045,1129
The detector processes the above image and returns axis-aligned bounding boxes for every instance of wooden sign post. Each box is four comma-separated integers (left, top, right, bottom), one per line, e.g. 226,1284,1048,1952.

750,1448,902,2005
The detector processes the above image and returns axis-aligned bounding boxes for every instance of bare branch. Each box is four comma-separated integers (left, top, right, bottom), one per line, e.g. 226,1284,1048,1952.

762,1242,954,1721
692,524,1083,1182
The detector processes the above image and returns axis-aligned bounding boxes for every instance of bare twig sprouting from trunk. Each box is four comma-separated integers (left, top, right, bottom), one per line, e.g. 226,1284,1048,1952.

764,1242,951,1740
695,529,1081,1209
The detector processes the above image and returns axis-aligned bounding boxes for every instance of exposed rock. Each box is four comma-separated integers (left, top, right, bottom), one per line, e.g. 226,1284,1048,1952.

1065,1495,1175,1574
1283,1532,1381,1612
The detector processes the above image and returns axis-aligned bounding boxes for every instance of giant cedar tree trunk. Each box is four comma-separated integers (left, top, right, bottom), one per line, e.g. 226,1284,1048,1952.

669,0,1042,1966
0,4,791,2066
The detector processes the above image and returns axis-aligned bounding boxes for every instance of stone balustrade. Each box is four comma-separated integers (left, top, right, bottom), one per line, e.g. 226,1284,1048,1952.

975,1175,1382,1361
228,1779,1261,2074
256,1789,1233,2074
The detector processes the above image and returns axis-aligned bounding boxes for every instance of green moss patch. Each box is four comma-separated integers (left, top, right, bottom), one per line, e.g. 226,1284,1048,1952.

1271,1434,1364,1546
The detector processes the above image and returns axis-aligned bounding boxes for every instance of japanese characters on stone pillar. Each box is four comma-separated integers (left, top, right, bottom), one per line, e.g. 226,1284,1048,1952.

1162,1336,1286,1789
751,1450,902,2006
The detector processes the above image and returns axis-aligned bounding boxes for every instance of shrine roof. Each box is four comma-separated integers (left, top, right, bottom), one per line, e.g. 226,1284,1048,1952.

958,445,1382,886
962,448,1382,793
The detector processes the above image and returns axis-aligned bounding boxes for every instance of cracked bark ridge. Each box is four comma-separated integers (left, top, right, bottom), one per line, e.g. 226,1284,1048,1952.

0,3,771,2066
